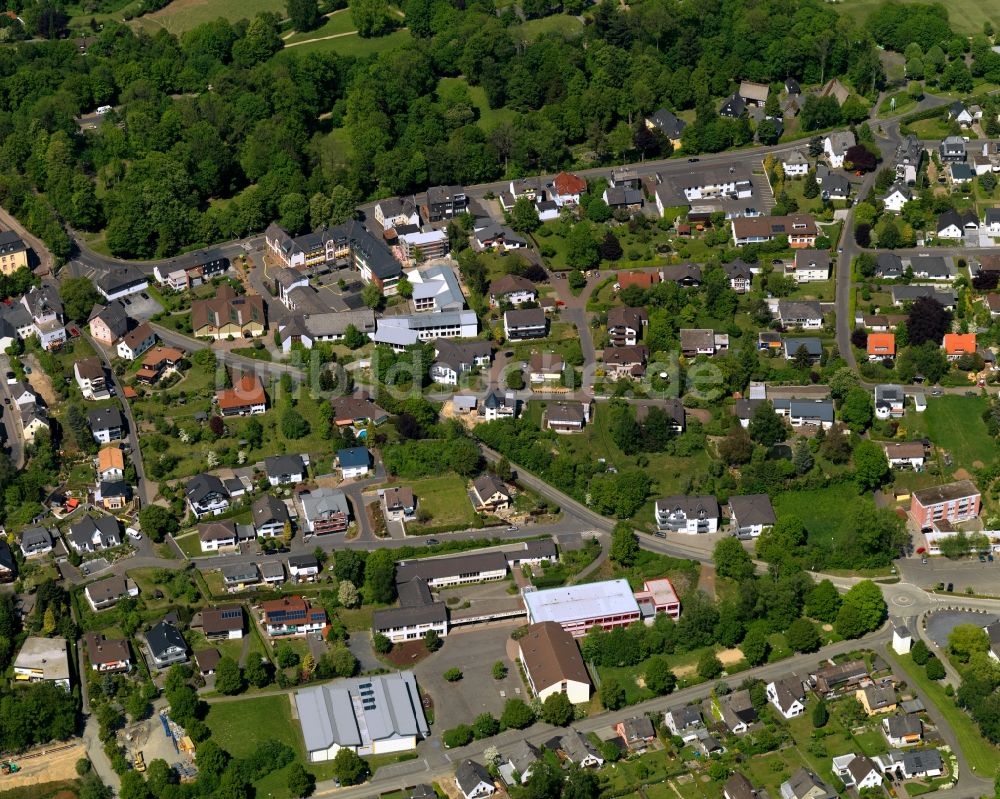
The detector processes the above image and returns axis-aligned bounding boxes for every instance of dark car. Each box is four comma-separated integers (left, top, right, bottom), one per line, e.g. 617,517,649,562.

426,538,439,545
504,351,513,358
688,157,700,162
947,582,954,592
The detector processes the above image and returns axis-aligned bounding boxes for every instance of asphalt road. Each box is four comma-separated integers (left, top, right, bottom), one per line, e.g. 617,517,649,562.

0,355,24,468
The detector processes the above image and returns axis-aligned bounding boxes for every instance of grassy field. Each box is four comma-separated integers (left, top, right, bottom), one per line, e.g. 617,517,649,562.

134,0,287,35
830,0,993,36
907,395,998,471
772,483,869,549
401,473,477,532
276,28,411,59
284,10,356,44
515,14,583,41
206,694,303,758
891,650,999,776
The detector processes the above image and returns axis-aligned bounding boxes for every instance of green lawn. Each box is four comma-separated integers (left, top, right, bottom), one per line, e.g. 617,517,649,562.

772,483,871,550
905,395,998,471
906,117,955,140
174,532,216,559
205,694,303,759
890,650,1000,776
401,474,477,532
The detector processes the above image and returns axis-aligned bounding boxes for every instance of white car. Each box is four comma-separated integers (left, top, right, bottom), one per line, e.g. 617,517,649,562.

126,527,142,540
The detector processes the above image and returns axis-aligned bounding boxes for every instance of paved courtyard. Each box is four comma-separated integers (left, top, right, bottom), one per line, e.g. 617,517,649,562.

413,621,525,731
898,554,1000,596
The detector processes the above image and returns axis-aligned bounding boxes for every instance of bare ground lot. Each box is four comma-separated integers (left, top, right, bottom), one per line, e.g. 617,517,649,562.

1,741,85,790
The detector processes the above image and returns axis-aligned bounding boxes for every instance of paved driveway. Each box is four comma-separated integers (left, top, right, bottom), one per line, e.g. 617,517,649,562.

347,631,383,674
413,622,524,730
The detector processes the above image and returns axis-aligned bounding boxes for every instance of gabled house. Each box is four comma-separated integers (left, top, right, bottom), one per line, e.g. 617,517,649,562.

603,186,643,210
504,307,547,340
185,473,229,518
783,337,822,363
719,689,758,734
607,307,648,346
724,259,754,293
116,322,156,361
146,619,188,669
199,520,238,552
471,474,510,511
834,754,882,789
528,352,564,383
67,515,122,553
824,131,856,169
883,183,912,213
604,345,648,380
680,328,717,357
782,150,810,177
191,285,266,340
868,333,896,362
252,494,290,538
383,486,416,521
97,480,129,511
728,494,776,538
88,301,130,346
22,285,66,349
665,705,704,742
780,769,836,799
222,563,259,591
84,631,131,673
857,684,897,715
616,716,656,751
455,760,495,799
264,454,307,486
74,357,110,400
553,729,604,768
517,621,591,705
330,395,389,428
943,332,976,360
645,108,686,146
196,605,245,640
288,554,321,583
882,714,923,747
85,574,139,611
772,398,834,429
767,675,806,718
430,340,492,385
811,659,868,693
654,495,720,534
948,101,974,126
937,209,977,239
260,595,327,636
552,172,587,205
940,136,966,163
732,215,818,248
789,250,831,282
488,274,537,307
19,526,53,557
544,401,591,433
720,92,746,118
985,208,1000,235
497,741,540,787
725,773,759,799
882,442,925,471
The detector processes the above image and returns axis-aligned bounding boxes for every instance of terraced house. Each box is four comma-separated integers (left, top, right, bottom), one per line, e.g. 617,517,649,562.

191,284,265,339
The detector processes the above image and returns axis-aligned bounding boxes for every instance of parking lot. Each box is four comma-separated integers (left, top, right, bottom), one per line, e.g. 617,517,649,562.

898,554,1000,595
413,621,525,731
924,609,997,648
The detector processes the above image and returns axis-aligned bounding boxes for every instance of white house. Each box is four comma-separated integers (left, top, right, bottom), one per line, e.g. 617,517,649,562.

654,495,720,534
665,706,704,742
892,625,913,655
833,754,883,790
790,250,831,283
116,323,156,361
824,131,855,169
336,447,370,479
767,676,806,719
518,621,591,704
883,183,912,213
985,207,1000,235
199,521,238,552
782,151,810,177
456,760,495,799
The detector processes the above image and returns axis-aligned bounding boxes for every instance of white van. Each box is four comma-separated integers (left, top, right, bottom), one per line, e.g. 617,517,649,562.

96,105,112,115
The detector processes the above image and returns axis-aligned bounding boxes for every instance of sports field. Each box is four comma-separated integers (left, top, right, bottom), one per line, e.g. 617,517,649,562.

831,0,999,36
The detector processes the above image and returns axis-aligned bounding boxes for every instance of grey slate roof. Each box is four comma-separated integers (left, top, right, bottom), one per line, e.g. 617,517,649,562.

728,494,776,526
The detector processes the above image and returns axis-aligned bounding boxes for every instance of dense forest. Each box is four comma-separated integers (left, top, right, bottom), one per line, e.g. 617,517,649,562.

0,0,973,259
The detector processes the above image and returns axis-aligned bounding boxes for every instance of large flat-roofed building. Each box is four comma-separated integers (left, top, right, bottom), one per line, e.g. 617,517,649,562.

395,551,508,589
909,479,981,529
518,621,591,704
523,578,641,638
295,672,429,761
14,636,71,689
